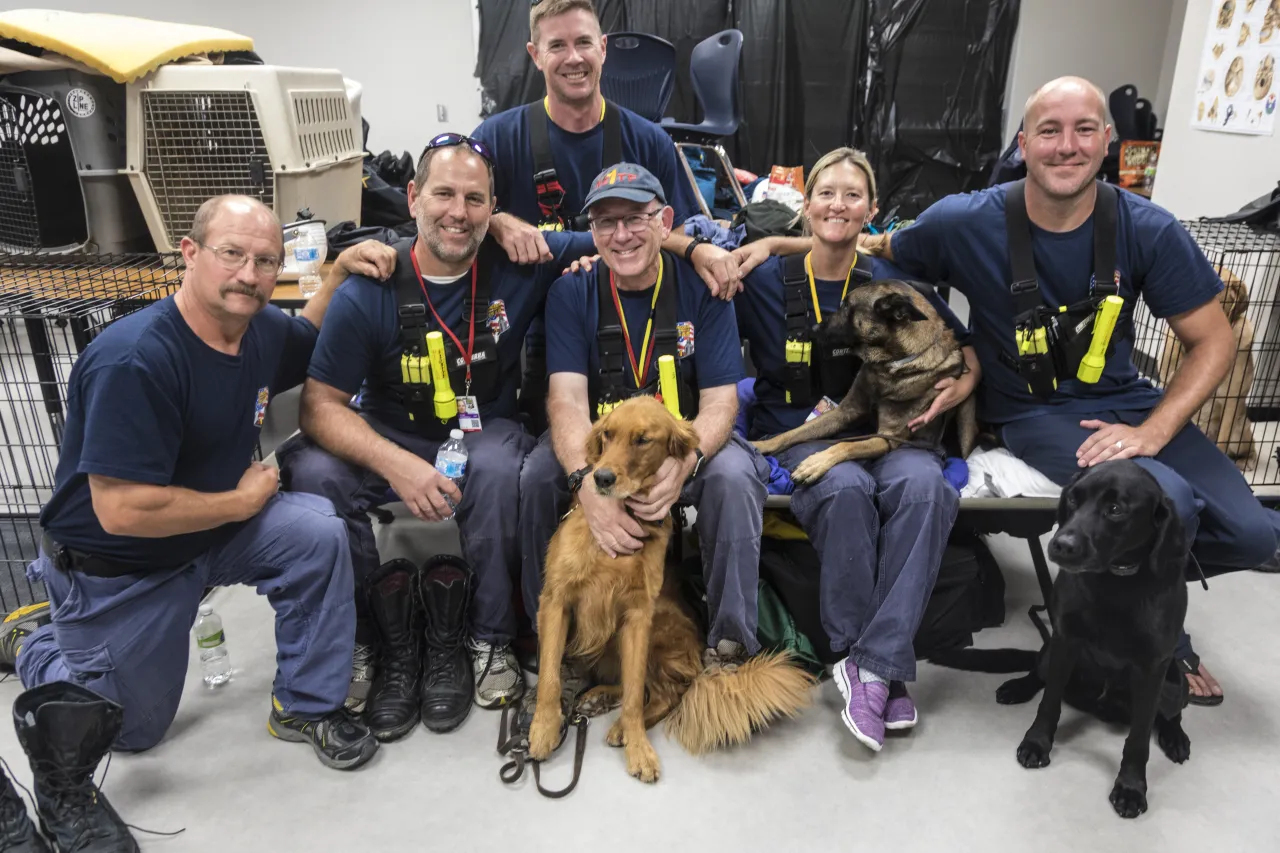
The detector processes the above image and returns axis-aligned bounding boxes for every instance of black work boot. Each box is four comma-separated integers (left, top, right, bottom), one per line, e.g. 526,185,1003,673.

418,555,475,733
0,760,50,852
13,681,138,852
0,602,51,672
364,559,421,741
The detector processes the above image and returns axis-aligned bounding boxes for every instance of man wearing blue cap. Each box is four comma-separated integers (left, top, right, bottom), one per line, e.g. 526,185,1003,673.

518,162,770,669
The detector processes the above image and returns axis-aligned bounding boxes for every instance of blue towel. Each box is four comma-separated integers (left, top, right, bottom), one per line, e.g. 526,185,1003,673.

942,457,969,493
683,214,746,251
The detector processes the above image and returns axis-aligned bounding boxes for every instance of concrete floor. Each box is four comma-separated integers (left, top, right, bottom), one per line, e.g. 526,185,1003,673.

0,527,1276,852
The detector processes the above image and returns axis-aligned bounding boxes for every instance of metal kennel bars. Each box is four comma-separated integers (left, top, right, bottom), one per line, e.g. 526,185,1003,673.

1131,219,1280,490
0,252,183,610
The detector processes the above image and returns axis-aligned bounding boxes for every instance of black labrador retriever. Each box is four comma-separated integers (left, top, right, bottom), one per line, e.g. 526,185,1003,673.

1015,459,1192,819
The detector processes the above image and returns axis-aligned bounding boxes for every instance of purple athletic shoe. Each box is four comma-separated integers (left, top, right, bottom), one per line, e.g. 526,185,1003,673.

884,681,918,730
833,658,887,751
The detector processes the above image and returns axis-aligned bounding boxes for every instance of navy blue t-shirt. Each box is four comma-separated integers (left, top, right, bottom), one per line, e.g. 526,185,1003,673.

737,254,974,439
471,102,699,228
545,255,742,397
40,297,318,568
308,231,595,433
890,183,1224,424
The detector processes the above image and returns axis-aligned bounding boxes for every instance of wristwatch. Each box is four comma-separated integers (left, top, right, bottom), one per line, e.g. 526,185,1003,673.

683,235,711,264
567,466,593,494
686,448,706,482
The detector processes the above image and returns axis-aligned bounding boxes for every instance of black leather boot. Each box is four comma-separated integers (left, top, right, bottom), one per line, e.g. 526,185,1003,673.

365,559,421,741
13,681,138,852
418,555,475,733
0,758,50,852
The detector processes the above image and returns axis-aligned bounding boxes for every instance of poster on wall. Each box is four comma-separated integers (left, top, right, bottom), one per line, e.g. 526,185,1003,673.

1192,0,1278,135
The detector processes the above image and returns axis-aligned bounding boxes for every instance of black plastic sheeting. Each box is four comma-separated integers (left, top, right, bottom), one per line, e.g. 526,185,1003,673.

862,0,1021,222
474,0,1020,224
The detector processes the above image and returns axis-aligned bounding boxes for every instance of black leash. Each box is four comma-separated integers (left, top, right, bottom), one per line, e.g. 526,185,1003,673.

496,703,589,799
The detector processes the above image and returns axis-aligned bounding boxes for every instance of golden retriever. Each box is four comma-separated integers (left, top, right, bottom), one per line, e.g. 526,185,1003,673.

1157,267,1257,470
528,396,815,783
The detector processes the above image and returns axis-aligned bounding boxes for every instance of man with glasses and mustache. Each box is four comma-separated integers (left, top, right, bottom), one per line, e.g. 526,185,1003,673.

8,195,393,774
519,162,771,672
277,135,595,740
864,75,1280,707
469,0,741,436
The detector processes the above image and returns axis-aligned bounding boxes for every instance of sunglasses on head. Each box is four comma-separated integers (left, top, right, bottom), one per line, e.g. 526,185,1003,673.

421,133,494,165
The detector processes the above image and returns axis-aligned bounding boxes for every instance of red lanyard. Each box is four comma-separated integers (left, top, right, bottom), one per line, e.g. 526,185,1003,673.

609,255,663,388
411,245,477,390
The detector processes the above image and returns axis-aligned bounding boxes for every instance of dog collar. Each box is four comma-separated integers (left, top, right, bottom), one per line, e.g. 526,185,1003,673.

567,466,592,494
890,348,921,368
1108,563,1140,577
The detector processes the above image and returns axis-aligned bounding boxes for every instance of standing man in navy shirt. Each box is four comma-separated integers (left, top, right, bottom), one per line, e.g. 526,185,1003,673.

8,196,389,785
470,0,744,434
869,76,1280,705
519,162,771,670
278,136,595,740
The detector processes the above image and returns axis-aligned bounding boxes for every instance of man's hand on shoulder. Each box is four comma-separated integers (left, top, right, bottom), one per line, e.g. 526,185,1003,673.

491,212,553,265
689,242,743,300
235,461,280,520
335,240,397,281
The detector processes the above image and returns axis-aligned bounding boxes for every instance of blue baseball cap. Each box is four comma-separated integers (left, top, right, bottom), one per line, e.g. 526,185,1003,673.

581,162,667,213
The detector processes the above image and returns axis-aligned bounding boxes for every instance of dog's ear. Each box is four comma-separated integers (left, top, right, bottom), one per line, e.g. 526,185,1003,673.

585,414,608,466
873,292,928,324
1149,493,1189,577
1056,470,1087,525
667,416,700,461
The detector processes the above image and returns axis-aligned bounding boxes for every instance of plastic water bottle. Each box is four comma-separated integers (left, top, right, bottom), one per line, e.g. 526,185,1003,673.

292,223,327,299
434,429,468,511
194,605,232,687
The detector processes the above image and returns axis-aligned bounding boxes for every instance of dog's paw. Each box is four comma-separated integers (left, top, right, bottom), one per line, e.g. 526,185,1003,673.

606,719,627,748
791,453,834,484
528,710,563,761
1156,720,1191,764
1109,779,1148,819
577,686,622,718
625,738,661,784
995,674,1042,705
1016,737,1052,769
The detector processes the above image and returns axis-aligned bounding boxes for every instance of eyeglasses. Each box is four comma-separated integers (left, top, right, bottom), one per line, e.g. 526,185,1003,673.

588,208,663,237
421,133,494,165
197,242,284,277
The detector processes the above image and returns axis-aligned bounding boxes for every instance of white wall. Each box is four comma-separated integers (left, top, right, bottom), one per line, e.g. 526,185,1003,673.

1152,0,1280,219
1003,0,1181,142
40,0,483,156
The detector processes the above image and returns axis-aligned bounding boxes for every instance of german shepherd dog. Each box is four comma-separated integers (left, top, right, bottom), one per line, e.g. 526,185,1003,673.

529,397,815,783
752,280,978,477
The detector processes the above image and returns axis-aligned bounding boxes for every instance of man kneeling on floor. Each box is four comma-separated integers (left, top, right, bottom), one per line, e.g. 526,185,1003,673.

520,162,772,675
277,134,595,741
3,196,390,785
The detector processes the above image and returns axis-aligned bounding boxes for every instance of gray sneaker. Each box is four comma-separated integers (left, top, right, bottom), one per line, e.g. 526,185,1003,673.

468,638,524,708
344,641,376,713
701,638,748,673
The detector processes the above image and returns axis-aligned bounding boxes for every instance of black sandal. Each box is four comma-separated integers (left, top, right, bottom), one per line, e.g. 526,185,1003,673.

1178,652,1224,707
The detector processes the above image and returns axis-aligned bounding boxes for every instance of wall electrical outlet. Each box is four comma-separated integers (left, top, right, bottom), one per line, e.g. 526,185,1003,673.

437,104,448,122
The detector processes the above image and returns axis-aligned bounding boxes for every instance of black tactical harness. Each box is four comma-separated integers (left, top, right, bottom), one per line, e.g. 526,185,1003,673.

393,240,504,439
1000,179,1126,399
527,99,623,233
590,252,696,420
777,251,875,409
